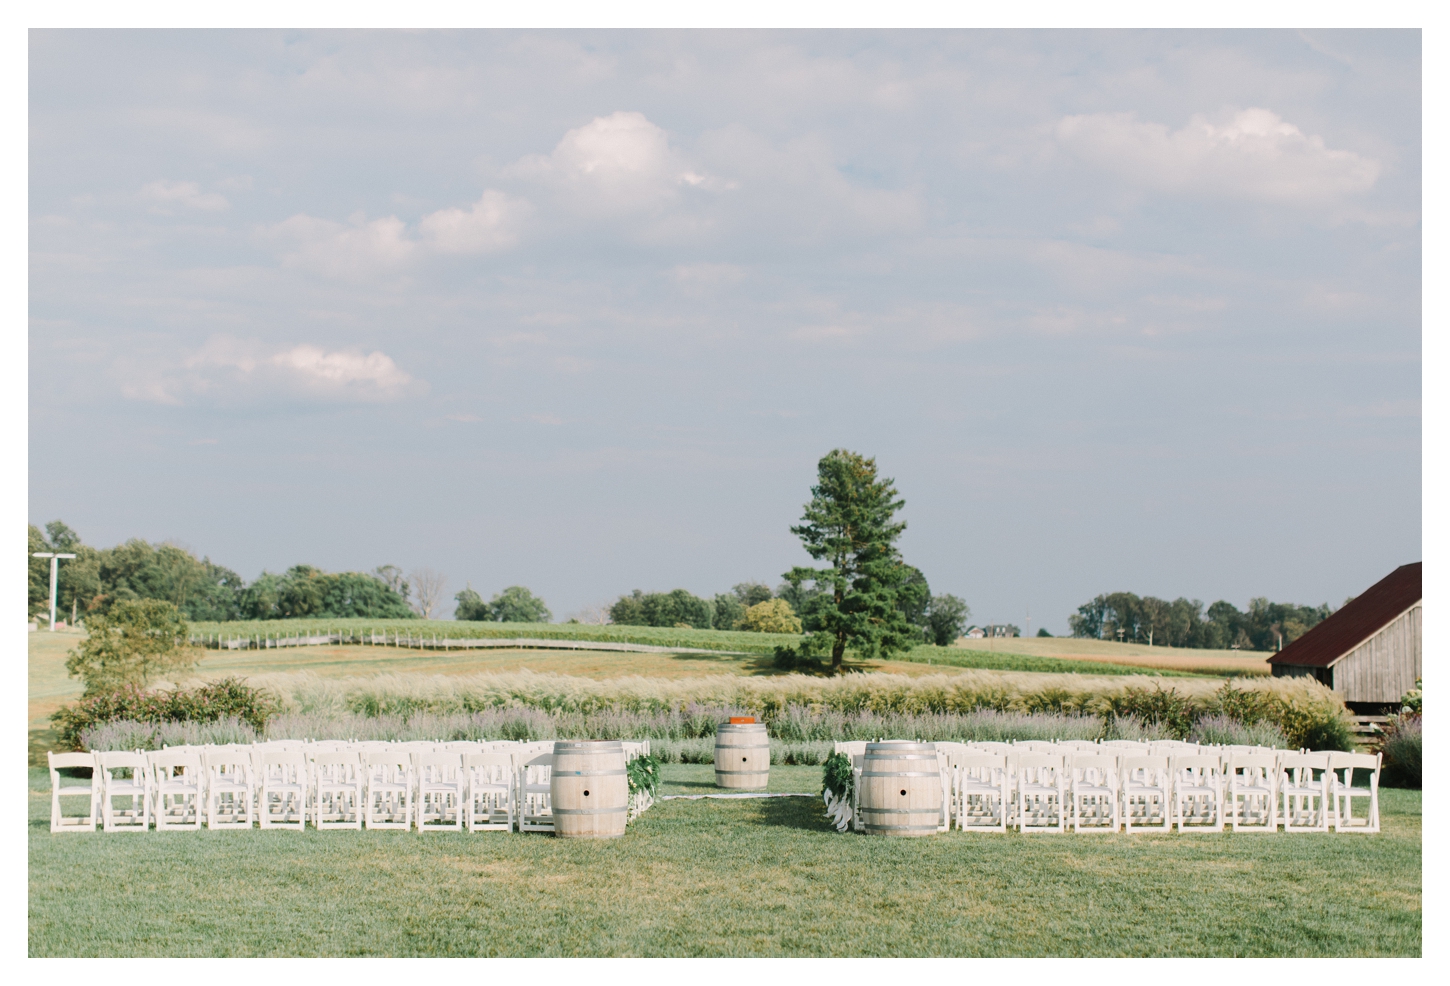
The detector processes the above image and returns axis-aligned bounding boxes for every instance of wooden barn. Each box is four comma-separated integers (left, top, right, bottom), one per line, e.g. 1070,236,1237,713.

1269,562,1422,712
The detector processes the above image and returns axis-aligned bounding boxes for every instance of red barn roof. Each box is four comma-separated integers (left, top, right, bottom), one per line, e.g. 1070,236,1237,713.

1268,563,1422,669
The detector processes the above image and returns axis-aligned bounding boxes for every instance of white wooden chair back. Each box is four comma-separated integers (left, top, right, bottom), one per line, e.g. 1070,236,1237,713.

1171,754,1224,832
1328,751,1381,833
47,751,99,833
1279,752,1331,832
96,751,150,832
1121,755,1172,833
465,753,516,832
1227,753,1279,832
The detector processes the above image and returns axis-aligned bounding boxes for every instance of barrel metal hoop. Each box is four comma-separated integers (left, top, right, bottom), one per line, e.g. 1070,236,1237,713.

551,770,627,776
859,807,941,814
715,769,770,775
864,824,941,832
551,807,628,815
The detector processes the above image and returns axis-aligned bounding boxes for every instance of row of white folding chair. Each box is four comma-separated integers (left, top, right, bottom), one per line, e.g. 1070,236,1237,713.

950,751,1229,834
946,750,1380,834
80,747,520,832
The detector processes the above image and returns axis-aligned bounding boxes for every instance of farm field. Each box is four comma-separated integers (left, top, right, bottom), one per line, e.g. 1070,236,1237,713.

29,631,1037,763
947,637,1273,676
28,765,1420,957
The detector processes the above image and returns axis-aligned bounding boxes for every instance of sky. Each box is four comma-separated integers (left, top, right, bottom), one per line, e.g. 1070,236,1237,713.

28,29,1421,631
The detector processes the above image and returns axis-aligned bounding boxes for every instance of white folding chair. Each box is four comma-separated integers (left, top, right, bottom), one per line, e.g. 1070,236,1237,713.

313,751,364,830
517,752,555,833
1328,751,1381,834
97,751,151,832
204,749,256,830
1121,756,1172,833
1170,754,1224,833
1068,754,1120,833
257,750,307,830
1227,753,1278,833
150,750,204,831
1280,752,1331,833
363,750,413,830
47,751,99,833
465,753,516,832
955,754,1011,832
1015,741,1059,754
833,741,868,757
415,752,464,832
1016,754,1066,833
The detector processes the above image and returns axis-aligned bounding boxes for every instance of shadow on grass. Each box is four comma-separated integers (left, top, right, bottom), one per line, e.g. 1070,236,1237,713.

30,728,62,768
754,794,835,833
665,777,725,793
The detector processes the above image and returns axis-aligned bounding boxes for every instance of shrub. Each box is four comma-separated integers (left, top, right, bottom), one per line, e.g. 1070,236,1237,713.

64,599,196,696
1187,713,1288,749
79,716,261,752
1298,715,1356,752
1399,679,1422,716
1379,715,1421,788
1100,685,1198,738
51,677,281,750
740,599,802,634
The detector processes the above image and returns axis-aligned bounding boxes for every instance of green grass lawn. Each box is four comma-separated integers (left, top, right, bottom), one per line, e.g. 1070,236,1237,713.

29,765,1420,957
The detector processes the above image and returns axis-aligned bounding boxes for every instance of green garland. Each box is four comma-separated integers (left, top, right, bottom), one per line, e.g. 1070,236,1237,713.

626,754,662,799
821,752,853,801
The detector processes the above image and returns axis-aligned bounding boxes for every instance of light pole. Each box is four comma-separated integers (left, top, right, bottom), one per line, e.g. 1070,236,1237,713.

31,552,76,631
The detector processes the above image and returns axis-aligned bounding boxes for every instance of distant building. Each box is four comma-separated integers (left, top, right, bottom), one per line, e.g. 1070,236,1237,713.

1268,562,1421,712
965,623,1020,639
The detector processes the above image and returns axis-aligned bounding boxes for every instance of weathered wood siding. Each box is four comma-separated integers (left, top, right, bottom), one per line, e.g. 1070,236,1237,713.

1332,604,1421,703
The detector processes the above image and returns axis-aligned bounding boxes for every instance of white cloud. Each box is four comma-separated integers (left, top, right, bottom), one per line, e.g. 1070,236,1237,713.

139,180,229,212
268,345,420,399
121,336,426,405
512,111,729,217
418,189,530,253
265,213,415,279
1054,108,1380,205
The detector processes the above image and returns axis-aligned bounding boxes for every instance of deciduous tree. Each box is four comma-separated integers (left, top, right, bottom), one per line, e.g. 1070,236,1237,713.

924,594,970,646
65,599,198,696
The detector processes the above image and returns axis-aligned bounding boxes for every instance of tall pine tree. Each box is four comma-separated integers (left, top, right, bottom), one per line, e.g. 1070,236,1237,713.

784,449,919,671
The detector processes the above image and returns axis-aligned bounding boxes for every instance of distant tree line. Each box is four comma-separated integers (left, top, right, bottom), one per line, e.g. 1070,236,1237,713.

607,571,970,647
28,521,415,622
1068,591,1334,651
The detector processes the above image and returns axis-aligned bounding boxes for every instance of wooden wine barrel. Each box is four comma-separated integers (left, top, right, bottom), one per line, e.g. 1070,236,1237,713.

714,722,770,790
549,740,629,839
858,741,942,837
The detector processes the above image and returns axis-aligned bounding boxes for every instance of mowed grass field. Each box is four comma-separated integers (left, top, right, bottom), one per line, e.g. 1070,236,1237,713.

28,765,1420,957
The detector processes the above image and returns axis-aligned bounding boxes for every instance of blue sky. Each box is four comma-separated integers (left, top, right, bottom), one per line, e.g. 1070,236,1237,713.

28,29,1421,630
